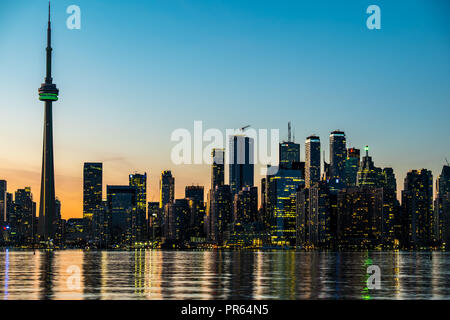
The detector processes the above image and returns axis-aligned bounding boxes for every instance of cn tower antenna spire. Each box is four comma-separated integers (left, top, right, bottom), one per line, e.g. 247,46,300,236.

45,1,53,84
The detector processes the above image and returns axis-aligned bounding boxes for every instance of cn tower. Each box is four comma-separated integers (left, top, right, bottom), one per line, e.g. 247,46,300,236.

37,2,59,241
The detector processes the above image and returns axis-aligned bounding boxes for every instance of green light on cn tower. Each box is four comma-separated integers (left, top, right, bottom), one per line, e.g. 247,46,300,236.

39,93,58,101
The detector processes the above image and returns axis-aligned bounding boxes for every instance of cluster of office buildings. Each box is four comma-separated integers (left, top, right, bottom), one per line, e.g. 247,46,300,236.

1,128,449,250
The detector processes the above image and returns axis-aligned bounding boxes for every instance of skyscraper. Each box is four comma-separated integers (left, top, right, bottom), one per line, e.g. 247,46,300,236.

435,165,450,246
296,181,332,248
309,181,332,247
337,186,384,248
229,135,254,195
279,122,300,170
163,199,190,243
185,185,205,242
54,197,62,242
92,200,110,248
357,146,382,187
129,173,147,242
11,187,36,245
233,186,258,224
160,170,175,209
279,141,300,170
305,136,320,188
381,167,399,246
295,187,309,248
211,148,225,189
207,185,233,243
0,180,6,222
148,202,161,241
186,198,206,241
185,185,204,203
267,167,304,246
38,4,59,241
83,163,103,220
437,165,450,195
329,130,346,183
401,169,433,248
344,147,360,187
107,185,137,245
5,193,13,224
261,177,268,227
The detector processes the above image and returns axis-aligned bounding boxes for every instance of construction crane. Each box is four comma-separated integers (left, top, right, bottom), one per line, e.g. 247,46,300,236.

240,125,251,132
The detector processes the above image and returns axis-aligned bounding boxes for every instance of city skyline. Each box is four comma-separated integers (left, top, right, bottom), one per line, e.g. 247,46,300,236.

0,0,449,220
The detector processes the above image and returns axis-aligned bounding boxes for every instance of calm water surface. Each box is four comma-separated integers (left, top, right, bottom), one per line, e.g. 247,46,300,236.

0,250,449,300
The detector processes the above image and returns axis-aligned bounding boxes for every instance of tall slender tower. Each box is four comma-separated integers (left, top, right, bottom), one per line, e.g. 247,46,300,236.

38,2,59,240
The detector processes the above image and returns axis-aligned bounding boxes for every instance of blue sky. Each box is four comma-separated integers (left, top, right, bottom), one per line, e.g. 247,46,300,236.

0,0,449,218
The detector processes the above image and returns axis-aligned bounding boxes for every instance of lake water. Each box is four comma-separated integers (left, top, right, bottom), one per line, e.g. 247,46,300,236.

0,250,449,300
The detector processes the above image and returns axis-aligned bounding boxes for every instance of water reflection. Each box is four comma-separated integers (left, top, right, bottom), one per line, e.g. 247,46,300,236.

39,251,54,299
0,250,449,300
3,249,8,300
83,251,102,299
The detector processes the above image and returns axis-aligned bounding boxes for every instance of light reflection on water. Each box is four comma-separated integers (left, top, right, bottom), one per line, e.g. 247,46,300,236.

0,250,449,300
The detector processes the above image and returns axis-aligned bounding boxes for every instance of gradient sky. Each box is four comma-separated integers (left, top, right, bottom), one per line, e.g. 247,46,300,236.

0,0,449,219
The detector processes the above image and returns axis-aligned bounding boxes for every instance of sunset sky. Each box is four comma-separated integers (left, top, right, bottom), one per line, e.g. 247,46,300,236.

0,0,449,219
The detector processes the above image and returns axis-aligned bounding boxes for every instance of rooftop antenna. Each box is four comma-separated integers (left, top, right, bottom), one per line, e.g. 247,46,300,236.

446,157,449,166
288,122,291,142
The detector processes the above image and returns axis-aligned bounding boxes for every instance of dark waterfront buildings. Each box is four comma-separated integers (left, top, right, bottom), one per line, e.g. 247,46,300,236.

381,168,399,245
435,165,450,246
207,185,233,244
337,186,384,248
233,186,258,224
163,199,190,243
92,201,110,247
0,180,6,222
185,186,206,244
148,202,161,242
37,4,59,241
401,169,434,248
296,181,332,249
83,162,103,220
65,218,86,245
296,187,309,247
10,187,36,245
186,198,206,242
107,185,137,245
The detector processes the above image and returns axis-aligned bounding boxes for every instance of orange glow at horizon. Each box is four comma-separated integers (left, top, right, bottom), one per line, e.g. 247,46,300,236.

0,161,213,220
